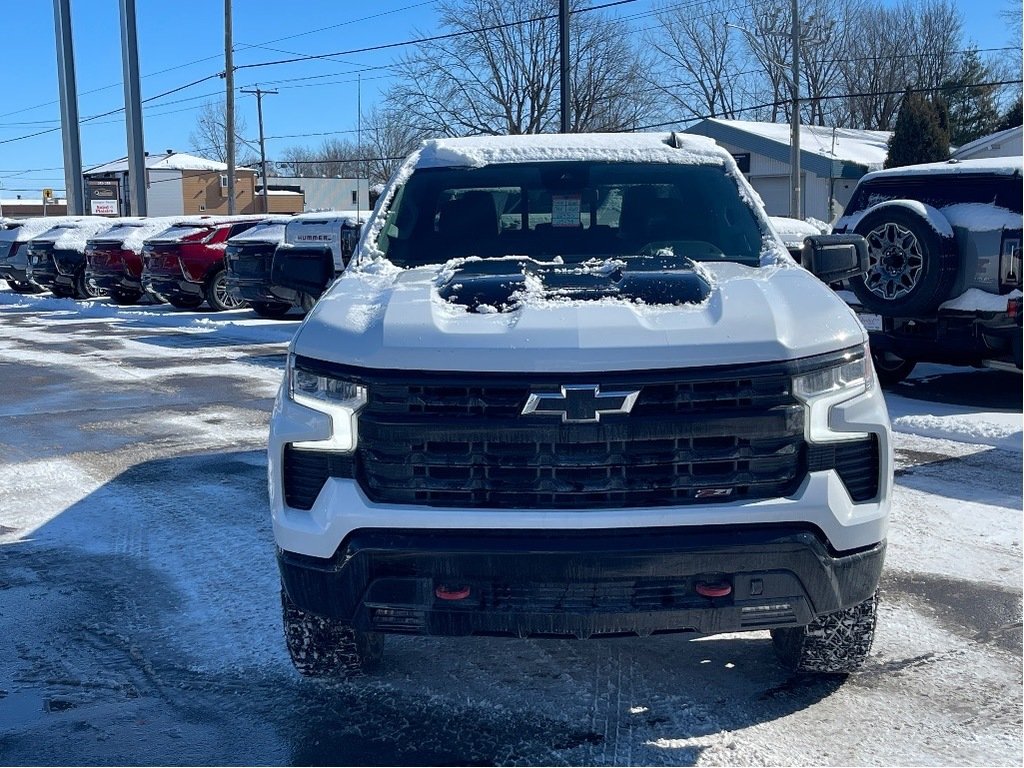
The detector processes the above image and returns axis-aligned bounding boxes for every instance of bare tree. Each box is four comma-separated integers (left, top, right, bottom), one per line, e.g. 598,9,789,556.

188,99,257,164
840,0,963,129
387,0,651,135
361,105,428,186
647,0,751,122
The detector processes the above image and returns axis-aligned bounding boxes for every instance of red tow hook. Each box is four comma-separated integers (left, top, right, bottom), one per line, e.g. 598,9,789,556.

695,581,732,598
435,584,472,601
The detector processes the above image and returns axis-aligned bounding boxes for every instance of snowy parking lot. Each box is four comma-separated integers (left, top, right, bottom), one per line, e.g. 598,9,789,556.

0,288,1020,766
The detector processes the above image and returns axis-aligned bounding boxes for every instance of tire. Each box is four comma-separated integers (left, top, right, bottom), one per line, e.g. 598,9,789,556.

204,268,247,312
6,280,44,294
871,348,916,387
73,268,103,300
109,289,142,306
850,207,958,316
50,284,74,298
771,592,878,675
167,295,204,310
251,300,293,319
281,588,383,678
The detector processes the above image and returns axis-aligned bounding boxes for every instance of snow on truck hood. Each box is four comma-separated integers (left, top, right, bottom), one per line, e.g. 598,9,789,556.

293,258,866,373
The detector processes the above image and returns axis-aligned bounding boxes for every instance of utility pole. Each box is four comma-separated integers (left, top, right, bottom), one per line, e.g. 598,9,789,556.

52,0,85,215
559,0,571,133
224,0,236,214
789,0,802,219
119,0,146,216
241,86,277,214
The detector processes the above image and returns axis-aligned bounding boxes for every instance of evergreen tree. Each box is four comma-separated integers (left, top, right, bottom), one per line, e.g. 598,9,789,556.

943,48,1001,146
995,96,1023,131
884,89,951,168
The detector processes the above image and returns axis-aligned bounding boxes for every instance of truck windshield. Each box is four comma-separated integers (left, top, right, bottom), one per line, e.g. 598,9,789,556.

377,161,764,268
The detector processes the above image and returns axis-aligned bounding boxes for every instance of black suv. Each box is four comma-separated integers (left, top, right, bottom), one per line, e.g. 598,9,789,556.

833,158,1022,383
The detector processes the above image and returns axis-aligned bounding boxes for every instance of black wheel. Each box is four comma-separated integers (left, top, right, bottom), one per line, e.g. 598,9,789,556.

251,300,293,319
167,295,204,310
73,268,103,300
6,280,44,294
204,268,246,312
281,588,383,678
771,592,878,675
871,348,916,387
109,289,142,306
850,207,958,316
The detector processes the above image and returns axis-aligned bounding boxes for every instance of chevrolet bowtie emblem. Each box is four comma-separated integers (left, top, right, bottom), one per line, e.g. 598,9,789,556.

522,385,640,423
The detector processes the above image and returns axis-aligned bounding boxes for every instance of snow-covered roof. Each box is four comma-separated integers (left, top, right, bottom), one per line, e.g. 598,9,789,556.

84,152,255,175
859,156,1023,183
413,132,727,170
951,125,1023,161
702,119,891,168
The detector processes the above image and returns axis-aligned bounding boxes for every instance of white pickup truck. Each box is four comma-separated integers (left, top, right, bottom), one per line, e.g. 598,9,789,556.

268,133,892,680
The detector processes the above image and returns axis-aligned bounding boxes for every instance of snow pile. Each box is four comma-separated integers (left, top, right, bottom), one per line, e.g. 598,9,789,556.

0,288,298,343
939,288,1021,312
891,412,1022,453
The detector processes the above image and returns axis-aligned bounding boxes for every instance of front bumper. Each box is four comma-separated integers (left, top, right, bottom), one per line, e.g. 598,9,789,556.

278,525,886,636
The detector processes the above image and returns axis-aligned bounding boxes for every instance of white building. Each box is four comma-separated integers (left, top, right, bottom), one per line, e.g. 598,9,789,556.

267,176,372,214
951,125,1023,161
683,119,892,223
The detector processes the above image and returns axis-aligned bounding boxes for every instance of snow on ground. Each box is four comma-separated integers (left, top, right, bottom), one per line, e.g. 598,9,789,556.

886,364,1022,453
0,286,1020,766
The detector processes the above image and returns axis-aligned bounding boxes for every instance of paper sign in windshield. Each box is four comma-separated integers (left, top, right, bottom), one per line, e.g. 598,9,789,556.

552,195,582,228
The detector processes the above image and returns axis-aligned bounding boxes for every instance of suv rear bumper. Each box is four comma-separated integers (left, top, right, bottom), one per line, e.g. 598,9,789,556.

88,267,141,294
279,526,885,637
142,272,203,300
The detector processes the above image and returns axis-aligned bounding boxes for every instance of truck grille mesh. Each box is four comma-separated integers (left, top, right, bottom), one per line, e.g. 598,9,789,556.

357,367,806,509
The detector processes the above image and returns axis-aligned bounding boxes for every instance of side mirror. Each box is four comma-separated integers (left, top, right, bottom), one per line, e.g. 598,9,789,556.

801,234,868,283
270,244,335,299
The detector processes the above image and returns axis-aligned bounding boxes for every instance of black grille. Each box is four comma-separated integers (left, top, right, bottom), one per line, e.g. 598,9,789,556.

369,375,792,419
283,447,355,510
807,436,880,502
350,362,809,509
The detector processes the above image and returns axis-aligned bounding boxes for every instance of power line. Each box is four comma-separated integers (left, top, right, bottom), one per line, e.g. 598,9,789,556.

634,78,1024,130
234,0,642,72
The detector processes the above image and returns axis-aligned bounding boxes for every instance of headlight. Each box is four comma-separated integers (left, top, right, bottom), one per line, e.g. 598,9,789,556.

287,356,367,452
792,347,873,443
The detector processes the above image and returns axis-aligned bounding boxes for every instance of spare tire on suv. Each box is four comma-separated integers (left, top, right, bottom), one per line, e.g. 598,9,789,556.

849,205,958,316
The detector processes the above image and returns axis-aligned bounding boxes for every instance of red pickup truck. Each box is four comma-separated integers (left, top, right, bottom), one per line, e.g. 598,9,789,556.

85,217,178,305
141,216,262,310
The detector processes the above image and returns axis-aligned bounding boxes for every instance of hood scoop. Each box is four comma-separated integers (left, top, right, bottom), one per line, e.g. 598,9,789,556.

437,255,712,313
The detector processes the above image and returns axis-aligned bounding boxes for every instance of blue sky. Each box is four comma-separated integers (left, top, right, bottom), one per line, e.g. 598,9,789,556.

0,0,1016,198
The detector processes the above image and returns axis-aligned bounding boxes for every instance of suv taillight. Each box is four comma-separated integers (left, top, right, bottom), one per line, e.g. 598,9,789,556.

1000,236,1021,289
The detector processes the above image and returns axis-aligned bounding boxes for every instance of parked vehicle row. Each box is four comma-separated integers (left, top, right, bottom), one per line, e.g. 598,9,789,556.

0,210,364,316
